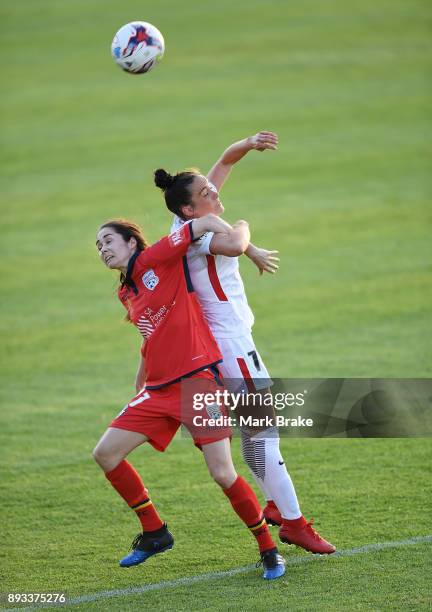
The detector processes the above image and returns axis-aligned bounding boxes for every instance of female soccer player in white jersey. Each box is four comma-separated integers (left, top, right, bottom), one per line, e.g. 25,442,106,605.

151,132,336,554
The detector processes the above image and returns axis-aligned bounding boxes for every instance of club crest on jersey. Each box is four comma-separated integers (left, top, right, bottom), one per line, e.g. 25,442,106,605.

142,269,159,291
205,403,222,420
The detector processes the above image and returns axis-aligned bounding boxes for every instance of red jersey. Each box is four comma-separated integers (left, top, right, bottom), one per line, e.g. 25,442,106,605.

118,222,222,389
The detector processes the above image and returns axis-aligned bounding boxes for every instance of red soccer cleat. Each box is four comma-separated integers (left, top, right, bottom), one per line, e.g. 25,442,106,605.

279,517,336,554
263,500,282,526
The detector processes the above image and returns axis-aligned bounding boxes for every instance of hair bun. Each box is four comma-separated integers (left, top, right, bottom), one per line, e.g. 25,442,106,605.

154,168,175,191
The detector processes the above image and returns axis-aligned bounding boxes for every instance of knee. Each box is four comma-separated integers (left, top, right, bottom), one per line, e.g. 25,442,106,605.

208,463,237,489
92,441,118,472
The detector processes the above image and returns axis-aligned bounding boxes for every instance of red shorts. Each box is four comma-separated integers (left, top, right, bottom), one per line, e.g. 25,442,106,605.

110,370,231,452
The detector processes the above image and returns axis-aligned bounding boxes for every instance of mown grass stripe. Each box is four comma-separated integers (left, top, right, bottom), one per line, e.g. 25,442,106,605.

15,535,432,611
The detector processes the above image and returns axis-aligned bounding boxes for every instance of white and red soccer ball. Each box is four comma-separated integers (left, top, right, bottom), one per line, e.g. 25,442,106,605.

111,21,165,74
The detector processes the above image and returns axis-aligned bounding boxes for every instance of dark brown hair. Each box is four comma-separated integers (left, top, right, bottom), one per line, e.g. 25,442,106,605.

154,167,200,219
98,218,148,285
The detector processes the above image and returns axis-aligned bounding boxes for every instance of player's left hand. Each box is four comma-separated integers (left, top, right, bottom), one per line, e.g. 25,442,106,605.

249,247,280,275
249,131,278,152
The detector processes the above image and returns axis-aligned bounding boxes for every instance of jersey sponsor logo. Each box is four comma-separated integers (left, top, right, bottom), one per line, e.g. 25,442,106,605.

136,305,169,339
145,305,169,326
169,228,185,247
137,316,155,339
142,269,159,291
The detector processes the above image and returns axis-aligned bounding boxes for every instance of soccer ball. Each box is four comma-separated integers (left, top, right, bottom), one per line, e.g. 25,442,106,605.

111,21,165,74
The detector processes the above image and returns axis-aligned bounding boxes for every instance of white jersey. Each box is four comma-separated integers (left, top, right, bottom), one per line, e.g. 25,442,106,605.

171,215,254,338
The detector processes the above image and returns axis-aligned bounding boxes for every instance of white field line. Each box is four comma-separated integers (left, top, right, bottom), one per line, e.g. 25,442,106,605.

12,535,432,611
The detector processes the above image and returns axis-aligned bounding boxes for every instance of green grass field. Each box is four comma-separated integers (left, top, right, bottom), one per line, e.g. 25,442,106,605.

1,0,431,609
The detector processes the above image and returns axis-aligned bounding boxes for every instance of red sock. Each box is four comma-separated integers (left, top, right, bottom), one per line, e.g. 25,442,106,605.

282,515,308,528
223,475,275,553
105,460,164,532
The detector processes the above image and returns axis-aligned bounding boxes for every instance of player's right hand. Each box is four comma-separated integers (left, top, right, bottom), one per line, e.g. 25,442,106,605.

250,131,278,152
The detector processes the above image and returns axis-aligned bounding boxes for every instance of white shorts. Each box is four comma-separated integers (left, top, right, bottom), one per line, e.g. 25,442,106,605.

215,334,272,393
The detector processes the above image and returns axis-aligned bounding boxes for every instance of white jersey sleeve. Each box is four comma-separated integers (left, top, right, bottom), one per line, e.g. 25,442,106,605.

170,215,214,257
191,231,214,256
170,215,185,233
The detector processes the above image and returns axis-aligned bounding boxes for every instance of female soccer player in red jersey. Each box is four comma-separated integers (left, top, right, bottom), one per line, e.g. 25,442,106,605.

153,132,336,555
93,214,285,579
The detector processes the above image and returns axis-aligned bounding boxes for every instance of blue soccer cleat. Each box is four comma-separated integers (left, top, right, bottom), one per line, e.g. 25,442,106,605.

258,547,286,580
119,524,174,568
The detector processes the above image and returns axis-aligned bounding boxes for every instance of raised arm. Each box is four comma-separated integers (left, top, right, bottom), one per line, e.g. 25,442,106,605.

206,132,280,271
207,131,278,191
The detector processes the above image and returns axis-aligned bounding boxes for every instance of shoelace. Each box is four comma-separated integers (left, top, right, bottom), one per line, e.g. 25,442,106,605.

130,533,143,551
256,550,277,569
130,532,163,552
305,518,321,541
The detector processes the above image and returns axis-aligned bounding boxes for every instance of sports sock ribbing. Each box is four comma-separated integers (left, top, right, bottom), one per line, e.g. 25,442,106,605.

241,429,302,520
105,460,164,532
223,475,275,553
246,458,271,501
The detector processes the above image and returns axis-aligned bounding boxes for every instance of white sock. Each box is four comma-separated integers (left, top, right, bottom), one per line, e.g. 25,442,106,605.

244,450,271,501
241,428,302,520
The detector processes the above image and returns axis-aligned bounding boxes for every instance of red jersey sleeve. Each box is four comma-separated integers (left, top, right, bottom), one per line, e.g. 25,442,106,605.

137,222,194,270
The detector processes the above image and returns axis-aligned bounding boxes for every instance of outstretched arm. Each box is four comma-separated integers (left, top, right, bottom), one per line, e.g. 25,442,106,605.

191,213,234,239
193,215,250,256
208,229,279,273
208,220,251,257
207,131,278,191
202,218,279,274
